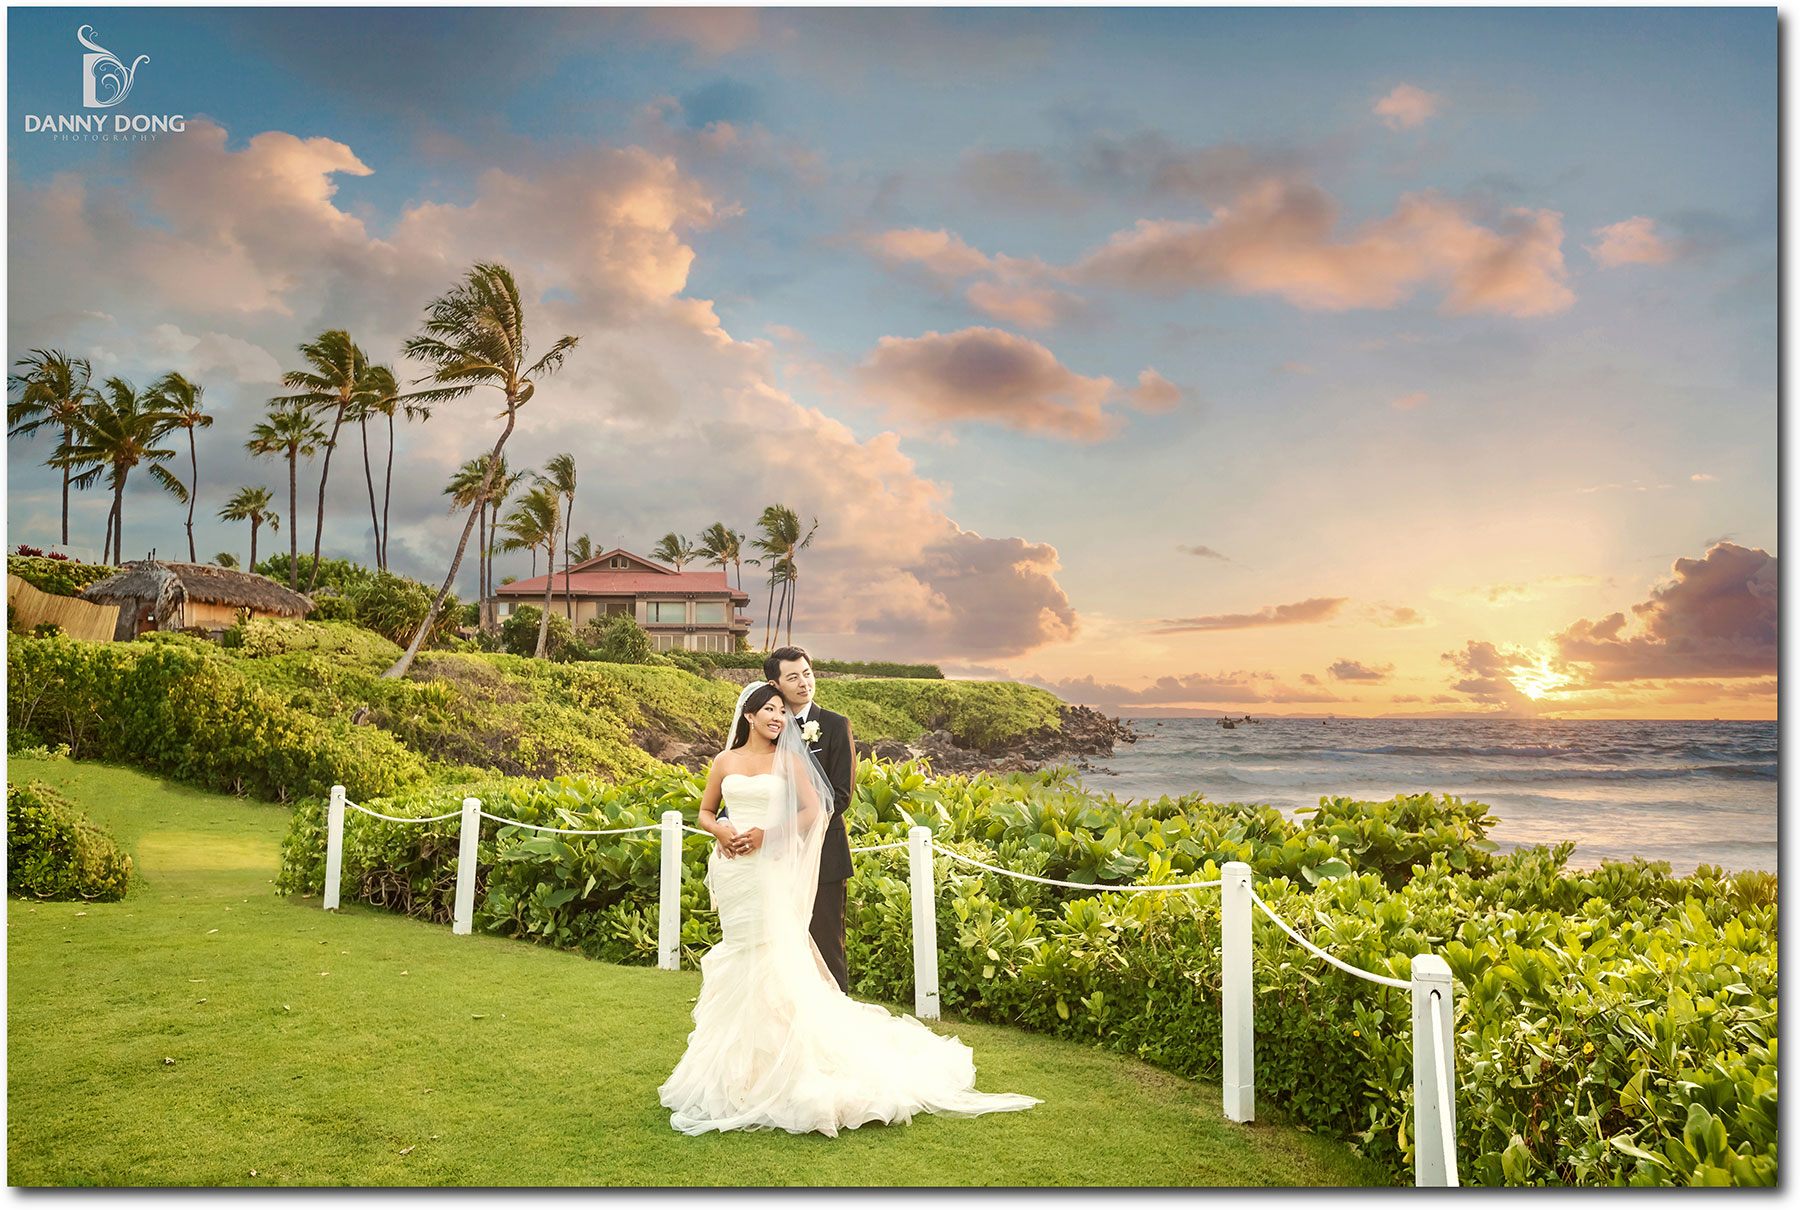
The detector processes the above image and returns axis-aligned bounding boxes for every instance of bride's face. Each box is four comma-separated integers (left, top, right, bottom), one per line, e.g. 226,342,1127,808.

746,698,786,743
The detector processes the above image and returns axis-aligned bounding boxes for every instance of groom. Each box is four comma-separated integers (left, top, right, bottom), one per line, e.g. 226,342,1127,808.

764,645,856,993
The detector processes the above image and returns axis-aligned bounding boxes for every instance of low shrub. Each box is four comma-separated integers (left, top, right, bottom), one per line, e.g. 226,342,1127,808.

7,555,121,598
277,761,1777,1187
344,571,462,649
253,554,375,596
500,604,580,661
306,593,357,623
588,613,655,664
6,779,133,901
703,652,945,678
814,678,1063,749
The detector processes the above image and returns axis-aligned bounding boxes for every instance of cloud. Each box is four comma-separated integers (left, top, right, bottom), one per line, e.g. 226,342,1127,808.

7,119,1081,665
1445,574,1611,607
1586,216,1675,267
1553,543,1776,683
1150,596,1347,633
963,279,1085,329
1328,659,1394,682
1691,472,1717,483
1178,544,1230,561
1441,641,1543,711
1373,84,1442,131
1128,368,1183,412
1026,669,1336,708
865,227,996,280
1366,604,1428,627
1075,179,1574,317
1391,391,1429,410
864,226,1081,328
856,326,1151,441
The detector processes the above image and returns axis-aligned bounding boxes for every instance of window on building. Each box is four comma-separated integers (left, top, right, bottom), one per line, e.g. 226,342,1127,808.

605,602,632,617
653,633,681,652
692,632,729,652
694,601,726,624
647,600,685,623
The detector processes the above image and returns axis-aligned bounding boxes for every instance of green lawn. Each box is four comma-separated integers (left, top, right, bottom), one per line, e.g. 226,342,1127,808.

6,757,1392,1187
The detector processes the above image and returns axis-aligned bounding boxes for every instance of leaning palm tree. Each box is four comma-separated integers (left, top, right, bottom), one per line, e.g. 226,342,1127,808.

245,406,326,590
752,505,817,647
148,371,213,562
484,460,528,633
48,377,182,565
218,486,279,572
497,483,563,658
382,262,579,679
7,349,102,546
653,532,697,571
698,522,753,592
444,455,498,625
537,453,578,619
270,329,384,594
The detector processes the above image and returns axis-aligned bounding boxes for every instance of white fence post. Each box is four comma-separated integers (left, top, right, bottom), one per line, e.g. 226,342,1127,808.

452,797,480,936
1412,953,1459,1187
1221,860,1255,1124
908,825,940,1020
322,785,345,911
658,809,683,971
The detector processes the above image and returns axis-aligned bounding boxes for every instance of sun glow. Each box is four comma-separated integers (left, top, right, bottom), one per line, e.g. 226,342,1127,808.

1510,657,1571,701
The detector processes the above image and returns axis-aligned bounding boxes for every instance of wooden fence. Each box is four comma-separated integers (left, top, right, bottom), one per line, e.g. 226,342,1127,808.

6,574,118,641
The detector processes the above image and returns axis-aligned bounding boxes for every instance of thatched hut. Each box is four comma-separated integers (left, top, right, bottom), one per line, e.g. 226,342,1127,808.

79,560,313,641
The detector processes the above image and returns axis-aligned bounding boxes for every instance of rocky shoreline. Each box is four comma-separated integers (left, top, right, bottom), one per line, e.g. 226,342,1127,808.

637,699,1141,777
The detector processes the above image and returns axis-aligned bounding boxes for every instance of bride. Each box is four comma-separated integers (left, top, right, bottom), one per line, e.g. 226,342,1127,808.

658,681,1040,1136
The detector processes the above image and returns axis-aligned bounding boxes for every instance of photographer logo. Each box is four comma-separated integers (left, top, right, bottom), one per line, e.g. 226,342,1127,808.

23,24,185,141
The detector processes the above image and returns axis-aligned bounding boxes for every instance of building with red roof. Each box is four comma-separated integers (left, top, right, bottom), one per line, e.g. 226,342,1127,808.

490,548,751,652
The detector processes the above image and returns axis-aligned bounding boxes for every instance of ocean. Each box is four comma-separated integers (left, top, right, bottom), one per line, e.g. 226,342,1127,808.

1077,717,1778,876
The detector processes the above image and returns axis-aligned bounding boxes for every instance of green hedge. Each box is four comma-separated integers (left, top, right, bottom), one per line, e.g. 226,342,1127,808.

6,779,133,901
6,634,429,802
272,760,1775,1185
696,652,945,679
7,555,121,598
813,678,1063,748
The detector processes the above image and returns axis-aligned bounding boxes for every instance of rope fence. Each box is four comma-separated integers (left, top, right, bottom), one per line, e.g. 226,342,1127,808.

317,783,1459,1186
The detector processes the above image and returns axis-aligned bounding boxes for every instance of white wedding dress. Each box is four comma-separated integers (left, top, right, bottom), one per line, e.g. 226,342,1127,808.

659,772,1041,1136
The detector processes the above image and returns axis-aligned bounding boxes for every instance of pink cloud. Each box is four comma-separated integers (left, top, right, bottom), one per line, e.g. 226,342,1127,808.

865,227,995,280
1373,83,1441,131
1150,596,1347,633
1586,216,1675,267
1391,391,1429,410
856,327,1141,441
1076,179,1574,317
1129,368,1183,412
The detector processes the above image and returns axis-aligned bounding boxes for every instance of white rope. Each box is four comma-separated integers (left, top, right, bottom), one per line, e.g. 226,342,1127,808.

849,841,909,854
343,801,461,824
477,811,661,837
1430,990,1461,1186
930,842,1223,892
1247,887,1411,990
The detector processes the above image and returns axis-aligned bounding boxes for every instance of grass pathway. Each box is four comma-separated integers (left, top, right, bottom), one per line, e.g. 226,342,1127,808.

6,757,1390,1186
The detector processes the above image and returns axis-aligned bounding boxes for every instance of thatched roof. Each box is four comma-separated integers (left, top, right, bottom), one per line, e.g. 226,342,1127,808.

80,560,313,618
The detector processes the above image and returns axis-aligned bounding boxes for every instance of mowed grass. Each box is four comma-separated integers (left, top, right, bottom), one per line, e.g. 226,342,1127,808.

6,757,1392,1187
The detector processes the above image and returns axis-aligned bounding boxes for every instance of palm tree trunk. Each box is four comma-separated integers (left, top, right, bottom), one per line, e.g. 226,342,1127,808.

185,427,199,562
287,450,299,590
359,416,380,569
307,404,346,594
381,410,396,571
484,496,497,633
111,475,127,564
60,424,72,546
786,565,797,646
249,517,260,571
763,574,775,650
383,404,518,680
536,538,554,658
562,496,574,619
476,500,486,629
102,497,114,567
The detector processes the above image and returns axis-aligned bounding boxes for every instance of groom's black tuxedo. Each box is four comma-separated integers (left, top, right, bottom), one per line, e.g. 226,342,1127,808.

797,702,855,992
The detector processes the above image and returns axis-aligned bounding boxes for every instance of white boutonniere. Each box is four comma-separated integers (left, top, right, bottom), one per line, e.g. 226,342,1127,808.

801,720,822,744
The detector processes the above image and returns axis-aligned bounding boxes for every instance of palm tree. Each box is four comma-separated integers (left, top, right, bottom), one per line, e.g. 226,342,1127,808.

382,262,580,679
218,486,279,572
698,522,752,592
760,556,795,650
537,453,578,620
497,483,562,658
7,349,102,546
752,505,817,647
570,534,594,564
214,552,239,569
352,365,433,571
653,532,697,571
270,329,384,594
48,378,182,565
148,371,213,562
444,455,497,626
246,406,326,590
485,460,528,633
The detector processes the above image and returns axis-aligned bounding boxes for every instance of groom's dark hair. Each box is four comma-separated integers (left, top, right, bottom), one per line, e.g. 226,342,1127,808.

764,646,811,681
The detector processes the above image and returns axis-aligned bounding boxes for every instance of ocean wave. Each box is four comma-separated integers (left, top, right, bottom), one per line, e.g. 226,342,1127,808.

1366,744,1579,758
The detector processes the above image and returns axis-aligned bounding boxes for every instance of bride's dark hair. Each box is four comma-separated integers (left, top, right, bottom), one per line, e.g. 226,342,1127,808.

729,682,785,750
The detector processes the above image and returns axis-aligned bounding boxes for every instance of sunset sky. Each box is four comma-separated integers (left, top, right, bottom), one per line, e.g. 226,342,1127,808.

5,7,1776,718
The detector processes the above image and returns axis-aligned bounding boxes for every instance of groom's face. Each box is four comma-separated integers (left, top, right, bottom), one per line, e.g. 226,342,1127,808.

773,657,814,711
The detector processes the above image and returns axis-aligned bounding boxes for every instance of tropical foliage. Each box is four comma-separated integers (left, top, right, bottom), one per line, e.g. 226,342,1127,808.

6,778,134,902
7,349,102,545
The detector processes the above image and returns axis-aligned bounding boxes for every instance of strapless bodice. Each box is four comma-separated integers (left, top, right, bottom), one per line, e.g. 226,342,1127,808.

720,772,777,828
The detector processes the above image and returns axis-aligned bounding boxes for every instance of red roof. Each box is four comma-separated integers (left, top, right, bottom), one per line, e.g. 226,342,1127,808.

497,569,746,599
